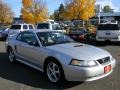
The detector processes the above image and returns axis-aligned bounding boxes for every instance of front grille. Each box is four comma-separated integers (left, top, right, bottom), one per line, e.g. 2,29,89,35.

97,57,110,64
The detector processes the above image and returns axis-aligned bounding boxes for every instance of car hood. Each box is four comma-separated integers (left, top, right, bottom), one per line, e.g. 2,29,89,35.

47,43,111,60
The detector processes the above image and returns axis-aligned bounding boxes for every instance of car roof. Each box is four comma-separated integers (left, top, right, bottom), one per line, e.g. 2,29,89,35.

37,22,59,25
37,22,51,24
23,29,60,33
12,23,33,25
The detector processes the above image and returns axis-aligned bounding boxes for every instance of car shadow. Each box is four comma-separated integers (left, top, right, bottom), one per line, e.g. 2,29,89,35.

0,52,82,89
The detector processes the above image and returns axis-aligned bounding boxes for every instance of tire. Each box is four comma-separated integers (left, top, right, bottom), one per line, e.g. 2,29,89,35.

45,60,65,84
8,48,16,63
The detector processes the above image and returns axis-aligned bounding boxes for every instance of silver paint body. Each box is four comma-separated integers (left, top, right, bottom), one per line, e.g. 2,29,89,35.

6,30,116,81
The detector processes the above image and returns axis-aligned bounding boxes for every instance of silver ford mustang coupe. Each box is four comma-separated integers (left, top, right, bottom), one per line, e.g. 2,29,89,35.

6,30,116,84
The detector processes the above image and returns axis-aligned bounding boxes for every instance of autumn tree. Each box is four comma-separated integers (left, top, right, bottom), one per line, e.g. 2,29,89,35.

0,0,14,24
58,4,65,21
53,10,59,21
21,0,48,24
64,0,96,21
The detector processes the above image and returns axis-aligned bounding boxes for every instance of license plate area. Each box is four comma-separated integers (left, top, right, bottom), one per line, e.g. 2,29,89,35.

104,65,111,73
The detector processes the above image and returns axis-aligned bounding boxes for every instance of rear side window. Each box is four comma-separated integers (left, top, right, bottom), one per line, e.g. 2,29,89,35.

23,25,28,29
98,24,120,30
10,25,21,29
29,25,34,29
37,23,49,29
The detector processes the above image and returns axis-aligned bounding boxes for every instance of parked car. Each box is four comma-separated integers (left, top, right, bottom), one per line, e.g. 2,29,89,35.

0,27,9,40
8,23,34,36
68,28,89,43
96,23,120,42
6,30,116,84
36,22,66,33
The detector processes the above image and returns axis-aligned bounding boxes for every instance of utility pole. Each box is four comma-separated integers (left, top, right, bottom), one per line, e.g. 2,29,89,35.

98,4,101,24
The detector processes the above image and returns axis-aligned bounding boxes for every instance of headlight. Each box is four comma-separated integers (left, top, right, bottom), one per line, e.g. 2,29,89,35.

70,59,97,67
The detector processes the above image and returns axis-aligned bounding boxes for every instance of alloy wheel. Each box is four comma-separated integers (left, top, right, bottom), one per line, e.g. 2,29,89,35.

47,62,61,83
8,49,15,63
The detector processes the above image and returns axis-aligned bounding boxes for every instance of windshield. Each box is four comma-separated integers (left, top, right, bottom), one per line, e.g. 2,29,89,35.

98,24,120,30
37,32,74,46
37,23,49,29
52,24,62,30
10,25,21,29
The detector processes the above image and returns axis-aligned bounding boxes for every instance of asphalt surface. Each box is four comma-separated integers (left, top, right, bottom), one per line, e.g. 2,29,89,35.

0,41,120,90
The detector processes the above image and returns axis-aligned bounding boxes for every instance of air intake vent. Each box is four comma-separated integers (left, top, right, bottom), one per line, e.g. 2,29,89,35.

74,45,83,47
97,57,110,64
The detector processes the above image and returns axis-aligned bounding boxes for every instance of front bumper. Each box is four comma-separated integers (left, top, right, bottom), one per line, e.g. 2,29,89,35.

63,58,116,81
96,36,120,42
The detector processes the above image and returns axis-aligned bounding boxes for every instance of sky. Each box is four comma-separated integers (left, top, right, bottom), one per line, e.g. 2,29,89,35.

4,0,120,17
96,0,120,12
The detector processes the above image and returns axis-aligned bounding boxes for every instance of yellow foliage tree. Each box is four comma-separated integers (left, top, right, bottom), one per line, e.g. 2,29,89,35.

21,0,48,24
64,0,95,21
0,0,14,24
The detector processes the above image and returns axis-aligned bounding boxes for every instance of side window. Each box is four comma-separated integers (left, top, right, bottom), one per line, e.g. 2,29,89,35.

16,33,22,41
52,24,61,30
37,23,49,29
29,25,34,29
23,25,28,30
23,33,36,43
10,25,21,29
52,25,55,30
16,32,38,44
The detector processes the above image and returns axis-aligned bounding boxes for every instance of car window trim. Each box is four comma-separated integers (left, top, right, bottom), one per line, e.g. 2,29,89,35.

16,31,40,47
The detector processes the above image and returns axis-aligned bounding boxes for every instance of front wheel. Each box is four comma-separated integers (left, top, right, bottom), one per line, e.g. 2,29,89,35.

45,60,64,84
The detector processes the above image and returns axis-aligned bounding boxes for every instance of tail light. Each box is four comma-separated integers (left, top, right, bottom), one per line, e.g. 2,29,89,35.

79,35,85,39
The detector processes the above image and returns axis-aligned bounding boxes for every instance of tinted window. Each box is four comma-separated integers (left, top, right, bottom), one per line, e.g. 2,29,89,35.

29,25,33,29
98,24,120,30
37,23,49,29
10,25,21,29
17,32,36,43
23,25,28,29
16,33,22,40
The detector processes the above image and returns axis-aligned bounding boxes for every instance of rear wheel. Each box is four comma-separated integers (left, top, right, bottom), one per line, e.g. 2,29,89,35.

45,60,65,84
8,48,16,63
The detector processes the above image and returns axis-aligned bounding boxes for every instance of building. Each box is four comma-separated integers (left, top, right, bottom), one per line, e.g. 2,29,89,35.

90,12,120,25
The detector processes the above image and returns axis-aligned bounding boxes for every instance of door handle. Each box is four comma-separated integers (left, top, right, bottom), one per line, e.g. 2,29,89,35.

15,45,17,53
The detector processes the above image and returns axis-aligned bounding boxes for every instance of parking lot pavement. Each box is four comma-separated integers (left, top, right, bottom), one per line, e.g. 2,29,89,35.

0,41,120,90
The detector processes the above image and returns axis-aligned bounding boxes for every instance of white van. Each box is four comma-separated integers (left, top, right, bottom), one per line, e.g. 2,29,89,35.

96,23,120,42
36,22,66,33
8,23,34,36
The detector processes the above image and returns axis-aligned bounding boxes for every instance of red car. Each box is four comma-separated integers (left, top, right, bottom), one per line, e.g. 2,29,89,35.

68,29,89,42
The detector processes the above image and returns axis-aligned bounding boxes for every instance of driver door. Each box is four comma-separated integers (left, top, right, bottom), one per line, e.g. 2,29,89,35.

16,31,45,69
